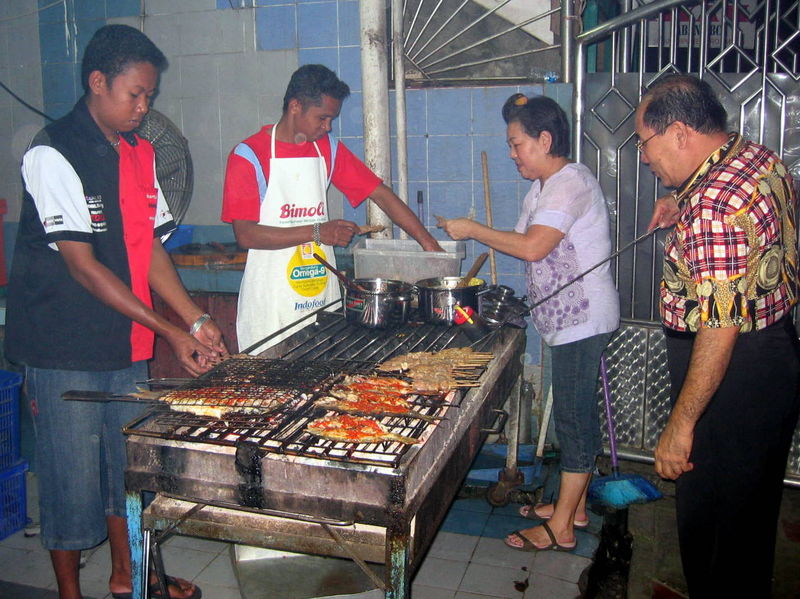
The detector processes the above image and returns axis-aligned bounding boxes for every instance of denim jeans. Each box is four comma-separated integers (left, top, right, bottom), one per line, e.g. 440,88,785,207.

550,332,612,473
26,362,148,551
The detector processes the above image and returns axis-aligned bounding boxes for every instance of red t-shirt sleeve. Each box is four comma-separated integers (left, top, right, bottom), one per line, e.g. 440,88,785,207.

221,149,261,223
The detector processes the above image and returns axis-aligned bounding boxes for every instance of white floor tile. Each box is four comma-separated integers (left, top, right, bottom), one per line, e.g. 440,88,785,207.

458,562,527,599
470,536,536,570
412,556,469,591
427,531,479,562
523,572,580,599
193,581,244,599
530,551,591,584
411,584,457,599
195,548,240,588
0,545,56,586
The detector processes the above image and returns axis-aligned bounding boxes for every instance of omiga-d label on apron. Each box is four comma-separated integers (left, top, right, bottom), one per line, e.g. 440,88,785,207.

287,242,329,297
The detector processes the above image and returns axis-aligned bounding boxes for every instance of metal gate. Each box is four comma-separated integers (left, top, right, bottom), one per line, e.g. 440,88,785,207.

572,0,800,482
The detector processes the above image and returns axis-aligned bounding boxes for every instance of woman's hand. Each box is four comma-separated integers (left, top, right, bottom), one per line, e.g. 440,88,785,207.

439,217,476,240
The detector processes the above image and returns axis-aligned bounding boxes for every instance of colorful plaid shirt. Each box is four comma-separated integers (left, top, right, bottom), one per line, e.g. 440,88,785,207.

661,133,797,332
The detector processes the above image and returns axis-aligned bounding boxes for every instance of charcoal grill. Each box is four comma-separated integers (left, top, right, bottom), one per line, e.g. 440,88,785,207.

124,309,526,599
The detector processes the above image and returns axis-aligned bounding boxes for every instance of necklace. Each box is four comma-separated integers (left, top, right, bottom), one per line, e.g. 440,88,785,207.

108,133,121,148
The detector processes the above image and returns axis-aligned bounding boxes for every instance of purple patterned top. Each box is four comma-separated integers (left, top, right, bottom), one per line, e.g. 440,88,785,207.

514,163,619,346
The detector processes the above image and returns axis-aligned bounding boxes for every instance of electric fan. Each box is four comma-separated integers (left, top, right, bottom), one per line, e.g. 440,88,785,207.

135,109,193,225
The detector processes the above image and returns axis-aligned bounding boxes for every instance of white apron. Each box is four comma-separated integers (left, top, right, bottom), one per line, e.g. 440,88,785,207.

236,130,340,352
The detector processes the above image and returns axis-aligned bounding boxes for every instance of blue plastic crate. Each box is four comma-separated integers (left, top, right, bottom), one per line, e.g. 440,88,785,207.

0,459,28,541
0,370,23,470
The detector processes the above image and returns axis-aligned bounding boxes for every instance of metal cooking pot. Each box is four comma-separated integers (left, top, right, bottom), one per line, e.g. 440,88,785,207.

415,276,486,325
342,278,414,328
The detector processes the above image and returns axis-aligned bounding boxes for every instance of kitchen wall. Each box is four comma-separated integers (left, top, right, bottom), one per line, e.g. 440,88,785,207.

0,0,580,367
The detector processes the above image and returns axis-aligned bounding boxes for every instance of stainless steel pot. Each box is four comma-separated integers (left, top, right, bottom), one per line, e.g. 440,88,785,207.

415,276,486,325
342,278,414,328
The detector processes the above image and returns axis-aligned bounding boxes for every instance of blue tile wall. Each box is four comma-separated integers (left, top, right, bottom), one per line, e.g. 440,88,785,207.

107,0,141,18
256,5,297,50
336,45,361,92
297,48,337,72
75,1,105,20
471,86,516,135
338,91,364,138
42,62,77,107
337,0,360,47
39,21,70,64
297,1,338,48
389,89,427,137
427,135,471,182
426,88,471,136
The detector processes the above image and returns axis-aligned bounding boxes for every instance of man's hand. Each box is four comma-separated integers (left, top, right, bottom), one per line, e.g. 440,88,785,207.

320,219,358,247
654,417,695,480
648,194,680,231
165,329,225,377
191,318,229,361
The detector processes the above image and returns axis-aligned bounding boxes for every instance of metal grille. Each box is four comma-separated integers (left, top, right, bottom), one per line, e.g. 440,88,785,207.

126,312,499,468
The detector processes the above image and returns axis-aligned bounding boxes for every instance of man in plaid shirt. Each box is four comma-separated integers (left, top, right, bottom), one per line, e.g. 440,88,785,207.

640,75,799,597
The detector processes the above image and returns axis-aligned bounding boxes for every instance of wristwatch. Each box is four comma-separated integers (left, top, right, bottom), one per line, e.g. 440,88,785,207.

313,222,321,246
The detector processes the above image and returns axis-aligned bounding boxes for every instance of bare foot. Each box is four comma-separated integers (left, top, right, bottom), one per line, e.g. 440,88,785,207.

519,503,589,527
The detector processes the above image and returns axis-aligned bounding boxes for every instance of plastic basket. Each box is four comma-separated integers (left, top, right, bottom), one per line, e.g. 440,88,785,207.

0,370,23,470
0,460,28,541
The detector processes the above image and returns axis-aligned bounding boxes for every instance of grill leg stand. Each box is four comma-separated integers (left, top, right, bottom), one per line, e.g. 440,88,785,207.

126,491,148,599
385,516,411,599
487,373,525,506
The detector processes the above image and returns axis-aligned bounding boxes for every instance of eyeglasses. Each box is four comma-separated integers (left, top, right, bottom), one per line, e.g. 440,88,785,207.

635,131,659,152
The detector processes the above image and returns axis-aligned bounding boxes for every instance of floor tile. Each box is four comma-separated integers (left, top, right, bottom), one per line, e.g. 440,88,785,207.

440,509,488,537
531,550,591,584
470,536,536,570
523,572,580,599
427,531,479,562
411,584,457,599
450,497,493,514
480,513,527,539
458,562,528,598
191,581,244,599
194,549,240,588
412,556,469,590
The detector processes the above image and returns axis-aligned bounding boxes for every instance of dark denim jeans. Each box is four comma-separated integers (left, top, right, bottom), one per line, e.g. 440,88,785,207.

26,362,148,551
550,332,613,473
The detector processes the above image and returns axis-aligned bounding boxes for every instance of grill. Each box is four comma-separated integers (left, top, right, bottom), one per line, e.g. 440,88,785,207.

124,310,526,599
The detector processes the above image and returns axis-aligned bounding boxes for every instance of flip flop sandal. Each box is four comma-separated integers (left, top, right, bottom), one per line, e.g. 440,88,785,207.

519,503,590,529
504,522,577,553
111,575,202,599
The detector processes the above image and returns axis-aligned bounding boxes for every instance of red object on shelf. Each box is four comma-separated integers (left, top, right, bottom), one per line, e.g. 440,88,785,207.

0,199,7,286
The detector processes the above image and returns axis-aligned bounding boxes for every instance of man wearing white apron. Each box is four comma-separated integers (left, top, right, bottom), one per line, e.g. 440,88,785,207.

222,65,441,352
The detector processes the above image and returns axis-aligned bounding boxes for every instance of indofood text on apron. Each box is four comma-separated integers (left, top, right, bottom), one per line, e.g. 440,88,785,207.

235,129,340,352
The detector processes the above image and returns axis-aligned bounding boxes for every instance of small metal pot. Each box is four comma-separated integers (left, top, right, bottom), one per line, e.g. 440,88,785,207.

415,276,485,325
342,278,414,328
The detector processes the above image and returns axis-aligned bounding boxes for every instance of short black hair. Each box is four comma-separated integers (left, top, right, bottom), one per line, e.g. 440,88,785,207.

641,75,727,134
501,93,570,158
81,24,167,94
282,64,350,113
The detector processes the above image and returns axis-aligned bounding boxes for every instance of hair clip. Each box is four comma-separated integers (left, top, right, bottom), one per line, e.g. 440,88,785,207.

514,95,528,106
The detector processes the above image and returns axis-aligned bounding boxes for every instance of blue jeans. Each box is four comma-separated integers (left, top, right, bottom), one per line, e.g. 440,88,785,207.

26,363,148,551
550,332,612,473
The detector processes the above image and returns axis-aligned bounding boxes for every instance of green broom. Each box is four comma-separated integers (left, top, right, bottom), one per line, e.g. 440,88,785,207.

588,355,663,509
